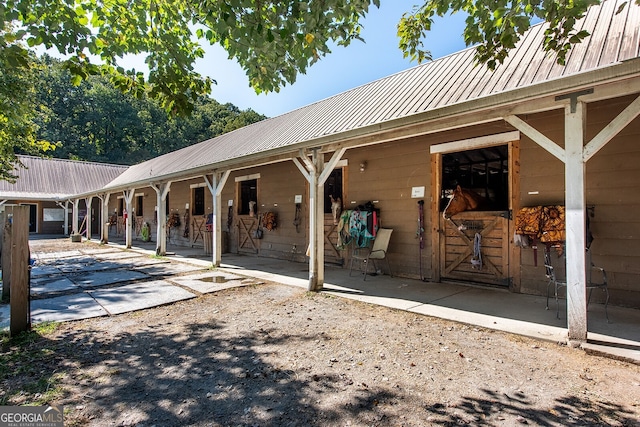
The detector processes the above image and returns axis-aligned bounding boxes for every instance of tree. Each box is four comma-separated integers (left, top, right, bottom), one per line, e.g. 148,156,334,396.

2,0,633,179
2,0,381,115
397,0,637,69
0,48,54,182
33,58,266,165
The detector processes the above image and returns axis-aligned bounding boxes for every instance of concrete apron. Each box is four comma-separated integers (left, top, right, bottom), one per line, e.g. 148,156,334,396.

4,236,639,364
109,236,640,364
211,253,640,364
0,240,261,330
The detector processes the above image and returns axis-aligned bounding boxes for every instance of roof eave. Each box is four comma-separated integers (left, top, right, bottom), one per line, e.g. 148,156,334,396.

76,59,640,198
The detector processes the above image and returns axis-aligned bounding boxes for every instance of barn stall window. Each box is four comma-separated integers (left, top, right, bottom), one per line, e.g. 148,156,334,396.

192,186,205,216
324,168,344,214
440,145,509,212
236,173,260,215
136,195,143,216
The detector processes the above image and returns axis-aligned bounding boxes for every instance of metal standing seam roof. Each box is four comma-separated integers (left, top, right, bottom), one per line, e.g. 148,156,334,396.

103,0,640,191
0,156,128,201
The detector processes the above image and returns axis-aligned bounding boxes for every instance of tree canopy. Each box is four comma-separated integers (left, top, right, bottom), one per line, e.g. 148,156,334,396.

398,0,638,69
34,57,266,166
4,0,628,115
1,0,635,180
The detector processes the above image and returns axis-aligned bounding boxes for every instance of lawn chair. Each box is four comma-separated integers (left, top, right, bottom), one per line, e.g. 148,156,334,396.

349,228,393,281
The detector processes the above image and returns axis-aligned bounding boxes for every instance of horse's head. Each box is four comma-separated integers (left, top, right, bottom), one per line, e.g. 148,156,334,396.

443,185,483,219
443,185,466,219
330,195,342,225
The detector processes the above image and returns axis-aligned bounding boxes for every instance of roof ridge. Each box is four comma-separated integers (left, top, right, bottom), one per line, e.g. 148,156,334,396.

17,155,129,169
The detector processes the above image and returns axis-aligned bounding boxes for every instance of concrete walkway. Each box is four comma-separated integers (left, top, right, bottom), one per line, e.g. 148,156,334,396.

213,253,640,364
0,240,263,329
102,236,640,364
3,236,639,364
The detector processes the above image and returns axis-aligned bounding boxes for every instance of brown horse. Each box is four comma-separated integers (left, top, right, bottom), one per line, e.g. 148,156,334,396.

443,185,488,219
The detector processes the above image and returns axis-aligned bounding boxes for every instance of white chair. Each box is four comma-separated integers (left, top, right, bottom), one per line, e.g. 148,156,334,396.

349,228,393,281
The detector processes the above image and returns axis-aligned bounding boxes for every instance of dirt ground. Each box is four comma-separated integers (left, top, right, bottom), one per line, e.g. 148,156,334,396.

2,239,640,426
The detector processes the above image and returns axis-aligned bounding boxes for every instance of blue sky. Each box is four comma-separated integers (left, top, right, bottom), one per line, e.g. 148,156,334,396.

196,1,469,117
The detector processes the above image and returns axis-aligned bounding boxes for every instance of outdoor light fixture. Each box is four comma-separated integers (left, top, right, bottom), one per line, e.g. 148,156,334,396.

359,161,367,173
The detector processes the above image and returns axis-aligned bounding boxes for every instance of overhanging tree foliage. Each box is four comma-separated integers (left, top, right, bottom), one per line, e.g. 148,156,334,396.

0,48,54,182
398,0,638,68
1,0,634,180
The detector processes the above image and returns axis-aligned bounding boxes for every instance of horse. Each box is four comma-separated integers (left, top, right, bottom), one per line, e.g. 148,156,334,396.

330,195,342,225
443,185,488,219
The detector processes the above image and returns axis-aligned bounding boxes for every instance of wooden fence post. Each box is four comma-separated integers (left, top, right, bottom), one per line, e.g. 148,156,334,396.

9,206,30,336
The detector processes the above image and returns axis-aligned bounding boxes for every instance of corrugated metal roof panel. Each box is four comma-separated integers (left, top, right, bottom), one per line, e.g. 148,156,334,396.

619,2,640,58
0,156,128,200
104,0,640,191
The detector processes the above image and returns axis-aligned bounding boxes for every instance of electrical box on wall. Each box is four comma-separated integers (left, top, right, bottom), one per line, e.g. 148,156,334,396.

294,195,302,203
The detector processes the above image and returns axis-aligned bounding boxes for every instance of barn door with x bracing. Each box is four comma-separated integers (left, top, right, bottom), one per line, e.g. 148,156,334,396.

439,211,510,286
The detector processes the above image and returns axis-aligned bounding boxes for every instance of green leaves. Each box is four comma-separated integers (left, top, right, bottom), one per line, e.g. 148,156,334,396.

32,58,266,165
1,0,636,142
192,0,377,94
396,0,620,70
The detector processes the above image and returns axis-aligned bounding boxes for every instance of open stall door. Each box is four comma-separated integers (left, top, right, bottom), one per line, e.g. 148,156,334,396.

431,132,520,288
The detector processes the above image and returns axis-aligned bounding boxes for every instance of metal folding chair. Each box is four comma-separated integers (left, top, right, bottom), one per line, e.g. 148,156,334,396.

349,228,393,281
545,247,609,322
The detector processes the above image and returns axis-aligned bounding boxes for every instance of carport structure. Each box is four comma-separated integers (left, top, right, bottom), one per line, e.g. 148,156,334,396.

68,0,640,344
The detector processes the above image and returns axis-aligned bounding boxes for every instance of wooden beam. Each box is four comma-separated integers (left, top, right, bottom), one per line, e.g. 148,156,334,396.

205,171,230,267
509,140,521,292
584,93,640,162
429,131,520,154
2,212,11,300
100,193,111,243
292,157,311,183
84,196,93,240
431,153,441,282
318,147,346,185
72,199,80,235
123,189,136,249
505,115,566,163
151,182,171,255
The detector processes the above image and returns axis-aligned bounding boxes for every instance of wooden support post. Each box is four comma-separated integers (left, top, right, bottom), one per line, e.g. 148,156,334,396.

100,193,111,244
9,206,30,336
123,189,135,249
151,182,171,256
85,196,93,240
294,147,345,291
72,199,80,235
564,100,588,343
205,171,230,267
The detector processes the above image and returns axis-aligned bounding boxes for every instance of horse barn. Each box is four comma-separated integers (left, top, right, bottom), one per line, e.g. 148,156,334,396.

3,0,639,343
0,156,128,234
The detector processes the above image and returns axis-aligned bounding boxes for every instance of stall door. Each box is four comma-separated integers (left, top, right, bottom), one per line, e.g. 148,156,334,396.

237,215,259,254
324,214,344,265
439,210,511,286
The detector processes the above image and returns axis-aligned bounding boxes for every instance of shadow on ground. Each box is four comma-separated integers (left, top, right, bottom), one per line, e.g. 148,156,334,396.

3,321,636,426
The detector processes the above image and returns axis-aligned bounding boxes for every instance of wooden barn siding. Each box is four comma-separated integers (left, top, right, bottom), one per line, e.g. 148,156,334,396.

345,123,514,280
346,140,430,278
517,97,640,308
221,163,309,261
